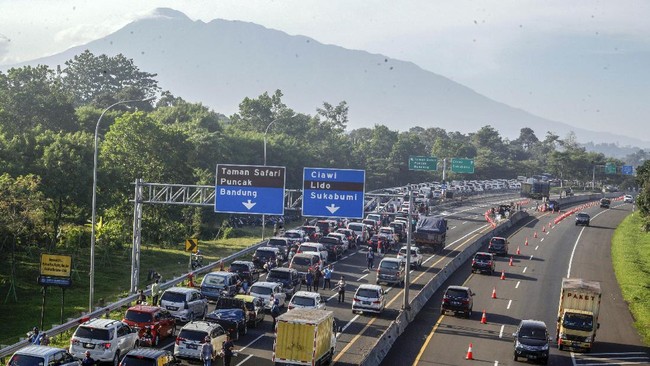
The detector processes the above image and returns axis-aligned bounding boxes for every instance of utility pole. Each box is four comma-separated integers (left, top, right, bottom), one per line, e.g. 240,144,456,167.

403,189,413,310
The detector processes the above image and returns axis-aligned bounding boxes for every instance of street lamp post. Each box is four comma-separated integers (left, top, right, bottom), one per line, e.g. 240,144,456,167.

261,119,279,241
89,97,153,312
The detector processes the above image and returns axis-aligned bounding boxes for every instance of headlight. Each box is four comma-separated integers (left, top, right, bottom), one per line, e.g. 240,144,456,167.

541,343,549,351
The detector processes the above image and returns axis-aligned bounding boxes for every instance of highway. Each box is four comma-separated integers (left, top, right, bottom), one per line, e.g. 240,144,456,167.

154,193,524,365
381,199,650,365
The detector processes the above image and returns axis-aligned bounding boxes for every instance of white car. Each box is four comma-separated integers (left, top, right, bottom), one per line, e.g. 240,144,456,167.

352,284,386,314
397,245,423,269
624,194,634,203
298,242,329,265
174,321,227,361
248,281,287,309
378,227,398,244
288,291,327,310
69,318,138,366
327,232,350,252
347,222,369,243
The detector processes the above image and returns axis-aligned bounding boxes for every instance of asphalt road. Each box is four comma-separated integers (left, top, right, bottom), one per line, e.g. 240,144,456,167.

150,193,526,366
381,199,650,366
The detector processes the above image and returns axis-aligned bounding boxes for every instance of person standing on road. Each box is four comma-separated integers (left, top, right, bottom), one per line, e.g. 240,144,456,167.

313,267,322,293
81,351,95,366
151,279,161,306
323,265,333,290
305,268,314,292
222,334,236,366
366,250,374,270
200,336,214,366
337,276,346,303
270,297,280,331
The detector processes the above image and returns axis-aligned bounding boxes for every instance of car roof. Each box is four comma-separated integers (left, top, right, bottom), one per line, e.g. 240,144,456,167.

250,281,280,288
446,285,470,292
519,319,548,329
269,267,294,273
234,294,260,302
474,251,493,256
380,257,401,263
165,287,197,294
126,305,163,313
293,252,317,259
491,236,506,240
357,284,382,291
205,271,235,277
14,345,69,357
292,291,321,299
124,348,171,359
181,320,219,332
80,318,123,328
257,246,279,251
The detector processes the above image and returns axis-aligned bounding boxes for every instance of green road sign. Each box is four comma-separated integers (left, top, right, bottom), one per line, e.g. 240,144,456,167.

409,156,438,171
605,163,616,174
451,158,475,173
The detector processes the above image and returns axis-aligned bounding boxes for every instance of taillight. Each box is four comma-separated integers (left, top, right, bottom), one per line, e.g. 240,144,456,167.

373,300,381,304
471,259,476,265
103,342,111,349
488,261,493,266
71,338,80,345
288,305,294,310
353,297,361,302
175,336,184,345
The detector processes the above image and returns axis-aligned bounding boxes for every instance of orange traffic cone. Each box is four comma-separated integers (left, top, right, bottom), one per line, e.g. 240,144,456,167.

509,257,514,266
466,343,474,360
516,246,521,255
500,270,506,280
525,237,529,246
534,231,538,238
491,287,497,299
481,310,487,324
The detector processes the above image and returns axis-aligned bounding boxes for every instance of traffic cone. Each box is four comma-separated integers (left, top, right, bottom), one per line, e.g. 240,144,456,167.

516,246,521,255
466,343,474,360
534,231,538,238
509,256,513,266
500,270,506,280
480,310,487,324
491,287,497,299
525,237,529,246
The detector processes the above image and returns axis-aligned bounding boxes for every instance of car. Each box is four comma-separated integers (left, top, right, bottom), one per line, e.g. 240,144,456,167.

120,348,179,366
367,234,387,252
318,236,345,261
159,287,208,322
8,345,81,366
122,305,176,347
283,229,309,249
378,227,398,245
228,260,259,284
376,257,405,287
297,243,328,265
234,294,266,328
600,198,611,208
440,285,474,318
471,252,495,275
267,267,302,297
248,281,287,309
624,194,634,203
513,319,551,364
204,308,247,341
288,291,327,310
173,321,227,361
335,228,358,248
69,318,139,366
252,246,282,270
316,219,338,235
397,245,423,269
352,284,386,314
487,236,509,256
347,222,369,244
289,252,321,277
267,237,290,259
200,271,241,300
389,221,406,242
326,232,350,252
300,225,322,241
575,212,590,226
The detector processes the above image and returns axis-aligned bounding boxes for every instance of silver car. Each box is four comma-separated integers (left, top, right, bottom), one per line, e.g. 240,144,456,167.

9,345,80,366
173,321,227,361
159,287,208,322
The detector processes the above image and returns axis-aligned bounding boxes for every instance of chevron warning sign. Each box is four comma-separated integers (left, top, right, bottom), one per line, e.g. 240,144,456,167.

185,238,198,253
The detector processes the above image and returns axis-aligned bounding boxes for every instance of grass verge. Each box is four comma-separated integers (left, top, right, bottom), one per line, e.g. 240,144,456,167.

611,212,650,345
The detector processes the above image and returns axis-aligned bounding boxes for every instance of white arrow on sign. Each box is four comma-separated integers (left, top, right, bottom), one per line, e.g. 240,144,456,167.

325,204,340,214
242,200,257,210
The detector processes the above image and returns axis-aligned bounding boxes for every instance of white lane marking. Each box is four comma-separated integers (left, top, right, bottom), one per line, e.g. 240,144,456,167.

445,224,490,249
450,226,457,230
341,314,360,333
499,325,505,338
515,281,520,289
235,354,253,366
462,221,468,225
567,205,611,278
422,255,436,265
357,274,368,281
535,245,539,251
238,333,266,352
507,299,512,309
523,267,527,273
540,237,544,242
328,292,339,301
494,361,499,366
529,255,534,260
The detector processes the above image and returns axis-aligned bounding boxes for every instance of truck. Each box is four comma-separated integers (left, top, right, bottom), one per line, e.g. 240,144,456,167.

413,216,447,252
556,278,602,352
272,308,338,366
520,180,550,200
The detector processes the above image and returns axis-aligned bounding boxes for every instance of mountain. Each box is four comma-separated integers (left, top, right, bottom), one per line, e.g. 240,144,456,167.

10,8,650,148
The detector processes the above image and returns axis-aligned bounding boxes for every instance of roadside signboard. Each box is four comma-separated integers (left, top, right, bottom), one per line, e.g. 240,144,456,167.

451,158,475,173
39,254,72,287
408,156,438,171
622,165,634,175
215,164,286,215
185,238,198,253
302,168,365,218
605,163,617,174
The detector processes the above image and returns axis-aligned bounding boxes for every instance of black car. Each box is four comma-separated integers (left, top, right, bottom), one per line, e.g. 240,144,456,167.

318,236,344,261
600,198,611,208
228,260,259,284
513,319,550,364
205,308,247,341
441,285,474,318
266,267,302,297
488,237,509,256
575,213,590,226
471,252,495,275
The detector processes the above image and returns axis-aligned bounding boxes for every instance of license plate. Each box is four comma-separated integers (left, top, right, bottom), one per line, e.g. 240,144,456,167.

528,355,537,359
363,301,371,305
187,344,197,350
83,343,95,349
452,301,460,305
166,306,178,311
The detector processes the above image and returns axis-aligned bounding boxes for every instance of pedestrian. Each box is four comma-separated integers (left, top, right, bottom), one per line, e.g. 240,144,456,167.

313,267,322,293
270,298,281,331
136,289,146,305
151,279,161,306
81,351,95,366
200,336,214,366
305,268,314,292
288,249,295,262
221,334,236,366
40,332,49,346
337,276,346,303
323,265,333,290
377,239,383,257
366,250,374,270
27,327,40,344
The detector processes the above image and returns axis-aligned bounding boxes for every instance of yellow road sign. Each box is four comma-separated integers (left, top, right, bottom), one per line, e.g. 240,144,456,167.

185,238,198,253
40,254,72,277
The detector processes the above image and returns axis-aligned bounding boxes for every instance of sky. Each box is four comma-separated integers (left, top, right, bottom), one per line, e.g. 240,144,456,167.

1,0,649,143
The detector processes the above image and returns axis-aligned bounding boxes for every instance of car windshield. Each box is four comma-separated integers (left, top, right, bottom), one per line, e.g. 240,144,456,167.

121,356,157,366
348,224,363,231
178,329,208,342
203,275,227,287
255,250,276,258
285,232,301,238
490,238,506,245
292,257,312,266
518,326,548,340
300,246,317,253
445,289,469,299
75,326,111,340
563,313,594,331
268,270,290,280
161,291,186,303
250,286,273,295
380,229,392,235
8,355,44,366
268,239,288,246
356,288,379,298
399,249,417,256
319,237,338,245
292,296,315,306
380,261,399,270
475,254,492,261
230,263,249,272
577,213,589,218
124,310,153,323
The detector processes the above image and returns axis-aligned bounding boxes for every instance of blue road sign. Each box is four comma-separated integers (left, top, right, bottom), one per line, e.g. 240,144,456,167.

215,164,286,215
622,165,634,175
302,168,365,219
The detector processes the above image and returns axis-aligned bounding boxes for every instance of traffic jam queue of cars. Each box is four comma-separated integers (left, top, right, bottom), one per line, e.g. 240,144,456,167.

7,180,528,366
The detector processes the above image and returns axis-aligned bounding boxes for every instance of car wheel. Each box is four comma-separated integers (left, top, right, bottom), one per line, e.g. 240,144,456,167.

440,307,445,315
542,357,548,365
112,351,120,366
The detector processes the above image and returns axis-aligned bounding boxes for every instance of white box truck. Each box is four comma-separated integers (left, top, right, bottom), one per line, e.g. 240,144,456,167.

272,309,337,366
556,278,601,352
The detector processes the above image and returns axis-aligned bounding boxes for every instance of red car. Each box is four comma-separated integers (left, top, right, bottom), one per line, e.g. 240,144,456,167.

122,305,176,346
